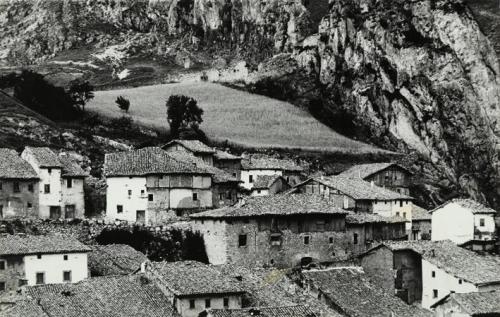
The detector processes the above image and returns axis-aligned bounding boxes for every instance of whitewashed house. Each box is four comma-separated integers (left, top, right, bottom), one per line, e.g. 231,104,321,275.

162,139,216,166
432,290,500,317
21,147,87,219
431,199,496,250
104,147,214,223
294,176,414,232
0,235,90,296
240,156,304,190
360,240,500,309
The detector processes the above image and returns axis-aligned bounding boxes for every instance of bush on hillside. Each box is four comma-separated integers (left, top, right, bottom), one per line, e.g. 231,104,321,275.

115,96,130,113
166,95,203,137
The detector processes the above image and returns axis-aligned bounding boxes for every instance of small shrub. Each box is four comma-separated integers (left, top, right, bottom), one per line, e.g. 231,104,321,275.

115,96,130,113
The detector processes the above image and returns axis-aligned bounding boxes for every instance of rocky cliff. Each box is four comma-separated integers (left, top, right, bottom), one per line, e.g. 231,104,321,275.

1,0,500,207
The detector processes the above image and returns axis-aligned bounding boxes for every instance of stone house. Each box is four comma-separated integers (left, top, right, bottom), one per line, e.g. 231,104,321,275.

0,235,90,297
301,267,431,317
191,194,352,268
213,150,242,180
338,162,413,195
240,156,304,190
162,140,216,166
250,175,290,197
432,290,500,317
294,176,414,232
0,149,39,219
16,274,179,317
21,147,86,219
360,240,500,309
104,147,214,223
145,261,245,317
345,213,407,254
431,199,496,251
411,205,432,241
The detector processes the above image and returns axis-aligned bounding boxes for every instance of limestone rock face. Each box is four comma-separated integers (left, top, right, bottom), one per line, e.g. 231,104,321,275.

302,0,500,205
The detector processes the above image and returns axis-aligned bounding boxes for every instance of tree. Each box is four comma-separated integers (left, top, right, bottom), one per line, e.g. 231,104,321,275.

115,96,130,113
166,95,203,137
68,79,94,112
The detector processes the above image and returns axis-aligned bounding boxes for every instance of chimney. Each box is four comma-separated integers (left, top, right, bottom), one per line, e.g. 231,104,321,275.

140,261,147,273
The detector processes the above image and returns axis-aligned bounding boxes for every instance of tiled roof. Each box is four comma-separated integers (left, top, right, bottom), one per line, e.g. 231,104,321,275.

0,148,38,179
433,291,500,315
214,150,242,160
167,150,239,184
302,267,431,317
104,147,213,177
24,274,179,317
429,199,497,215
88,244,148,276
412,205,431,221
24,146,63,168
58,154,87,177
301,176,413,201
0,234,91,256
208,306,318,317
384,240,500,285
346,213,407,224
164,139,215,154
241,156,304,172
1,299,49,317
338,162,411,179
149,261,245,297
252,175,285,189
191,194,350,219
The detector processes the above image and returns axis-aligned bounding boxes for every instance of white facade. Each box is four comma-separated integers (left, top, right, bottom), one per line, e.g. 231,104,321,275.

432,203,496,244
421,259,477,309
250,189,270,197
176,296,242,317
106,176,149,223
61,177,85,218
373,200,413,231
241,169,282,190
24,252,88,285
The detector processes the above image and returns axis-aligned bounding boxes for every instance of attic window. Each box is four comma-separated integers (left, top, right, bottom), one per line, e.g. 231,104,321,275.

224,298,229,308
192,193,198,201
205,299,211,308
63,255,68,261
44,184,51,194
431,271,435,278
28,184,33,192
0,183,2,190
148,194,154,202
117,205,123,214
67,178,72,188
459,279,463,284
433,289,438,298
48,168,52,174
303,236,310,245
238,234,247,247
0,260,5,270
249,175,253,183
189,299,195,309
400,200,403,207
13,182,20,193
329,237,334,244
480,218,485,227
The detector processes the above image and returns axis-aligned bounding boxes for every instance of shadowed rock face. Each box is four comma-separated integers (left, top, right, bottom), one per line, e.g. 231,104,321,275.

1,0,500,206
294,0,500,206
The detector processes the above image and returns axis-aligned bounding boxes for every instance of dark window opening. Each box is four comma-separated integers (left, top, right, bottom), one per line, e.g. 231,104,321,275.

189,299,195,309
148,194,154,202
353,233,358,245
63,271,71,282
432,271,435,278
205,299,211,308
67,178,72,188
117,205,123,214
27,203,32,208
223,298,229,308
28,184,33,192
433,289,438,298
128,190,132,196
44,184,50,194
193,193,198,201
36,272,45,285
0,282,5,291
329,237,334,244
249,175,253,183
458,279,462,284
13,182,20,193
480,218,485,227
238,234,247,247
0,261,5,270
47,168,52,174
63,255,68,261
37,254,42,259
304,236,310,245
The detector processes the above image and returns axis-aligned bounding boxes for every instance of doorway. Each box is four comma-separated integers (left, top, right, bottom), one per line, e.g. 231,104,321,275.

50,206,61,219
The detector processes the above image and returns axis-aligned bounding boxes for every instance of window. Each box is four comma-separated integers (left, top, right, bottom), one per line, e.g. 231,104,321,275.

0,205,2,219
0,182,2,190
304,236,310,245
205,299,211,308
63,271,72,282
432,271,436,278
27,203,32,208
13,182,20,193
0,261,5,270
189,299,195,309
0,282,5,291
232,173,237,177
223,297,229,308
396,212,400,217
44,184,50,194
128,190,132,196
329,237,334,244
249,175,253,183
238,234,247,247
316,220,325,232
220,193,224,200
117,205,123,214
148,194,154,202
48,168,52,174
66,178,72,188
28,183,33,192
400,200,403,207
18,279,27,287
270,235,282,246
36,272,45,285
459,279,463,284
403,212,407,219
37,254,42,259
226,192,232,200
257,190,261,194
480,218,485,227
63,255,68,261
193,193,198,201
433,289,438,298
353,233,358,245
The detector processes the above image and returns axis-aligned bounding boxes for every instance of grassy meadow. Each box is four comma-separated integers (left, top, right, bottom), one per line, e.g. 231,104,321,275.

87,82,385,154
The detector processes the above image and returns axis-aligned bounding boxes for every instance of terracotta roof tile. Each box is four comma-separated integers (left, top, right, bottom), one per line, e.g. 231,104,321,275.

0,148,38,179
191,194,350,219
104,147,213,177
24,274,179,317
437,291,500,315
338,162,411,179
149,261,245,297
301,176,413,200
0,234,91,256
303,267,431,317
88,244,148,276
164,140,215,154
252,175,285,189
24,147,63,168
241,157,304,172
384,240,500,285
208,306,318,317
1,299,48,317
412,205,431,221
